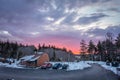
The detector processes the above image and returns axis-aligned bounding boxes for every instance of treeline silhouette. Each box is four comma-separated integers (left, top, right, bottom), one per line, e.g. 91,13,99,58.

80,32,120,62
0,40,24,58
37,43,71,52
37,43,73,61
0,40,72,59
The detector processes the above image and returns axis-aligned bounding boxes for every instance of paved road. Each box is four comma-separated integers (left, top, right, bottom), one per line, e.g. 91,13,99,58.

0,64,119,80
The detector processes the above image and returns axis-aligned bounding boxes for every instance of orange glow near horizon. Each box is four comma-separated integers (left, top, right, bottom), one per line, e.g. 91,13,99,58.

34,43,80,55
23,39,80,55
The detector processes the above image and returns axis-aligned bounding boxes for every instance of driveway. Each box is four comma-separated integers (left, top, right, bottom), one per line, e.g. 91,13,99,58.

0,64,119,80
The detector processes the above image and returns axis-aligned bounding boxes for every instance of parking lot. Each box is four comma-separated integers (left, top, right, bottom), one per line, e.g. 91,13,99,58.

0,64,119,80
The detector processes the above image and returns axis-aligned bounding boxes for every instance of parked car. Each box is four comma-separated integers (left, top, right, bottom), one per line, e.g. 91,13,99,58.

52,63,62,69
106,61,111,66
0,57,5,63
0,57,10,63
111,61,119,67
62,64,69,69
41,63,52,69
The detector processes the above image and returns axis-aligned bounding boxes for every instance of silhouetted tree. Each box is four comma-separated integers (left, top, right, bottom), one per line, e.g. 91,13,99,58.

97,41,106,61
88,40,96,54
115,33,120,61
38,43,41,50
105,32,115,61
80,39,87,60
115,33,120,49
62,47,67,52
87,40,97,60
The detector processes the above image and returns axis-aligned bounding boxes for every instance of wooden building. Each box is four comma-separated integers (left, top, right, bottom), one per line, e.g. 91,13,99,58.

20,52,49,67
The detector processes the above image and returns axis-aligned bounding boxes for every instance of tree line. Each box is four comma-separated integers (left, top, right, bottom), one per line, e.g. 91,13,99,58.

0,40,73,59
80,32,120,62
38,43,73,61
0,40,24,58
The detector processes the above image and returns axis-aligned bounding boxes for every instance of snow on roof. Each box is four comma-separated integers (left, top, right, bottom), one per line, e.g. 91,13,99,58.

29,56,40,61
20,52,45,61
20,55,35,61
37,52,44,54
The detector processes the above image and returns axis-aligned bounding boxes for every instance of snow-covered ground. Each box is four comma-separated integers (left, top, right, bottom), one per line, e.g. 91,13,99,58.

67,62,91,71
86,61,120,75
0,60,91,71
0,60,119,75
0,59,22,68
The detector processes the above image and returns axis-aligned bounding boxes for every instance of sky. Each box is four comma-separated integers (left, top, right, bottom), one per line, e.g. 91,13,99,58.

0,0,120,54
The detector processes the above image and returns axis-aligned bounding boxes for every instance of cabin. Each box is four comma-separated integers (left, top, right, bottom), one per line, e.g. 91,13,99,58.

20,52,49,67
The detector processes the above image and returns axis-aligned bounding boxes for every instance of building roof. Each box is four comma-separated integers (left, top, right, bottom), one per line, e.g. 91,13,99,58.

20,52,45,62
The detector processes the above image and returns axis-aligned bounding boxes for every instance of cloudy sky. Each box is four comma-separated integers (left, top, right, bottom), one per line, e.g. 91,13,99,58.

0,0,120,54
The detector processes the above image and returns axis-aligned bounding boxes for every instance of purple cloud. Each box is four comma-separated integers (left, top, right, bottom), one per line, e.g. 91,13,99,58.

0,0,120,54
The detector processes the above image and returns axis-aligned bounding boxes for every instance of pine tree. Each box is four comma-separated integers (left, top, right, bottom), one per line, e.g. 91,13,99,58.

80,39,87,60
53,48,56,61
97,41,106,61
105,32,115,61
115,33,120,49
115,33,120,61
38,43,41,50
88,40,96,54
87,40,96,61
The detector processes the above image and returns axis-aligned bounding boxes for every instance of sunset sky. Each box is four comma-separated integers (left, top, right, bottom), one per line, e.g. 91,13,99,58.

0,0,120,54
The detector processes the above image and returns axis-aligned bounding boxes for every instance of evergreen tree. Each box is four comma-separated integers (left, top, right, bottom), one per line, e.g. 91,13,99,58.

38,43,41,50
97,41,106,61
53,48,56,61
115,33,120,49
88,40,96,54
87,40,96,60
80,39,87,60
62,47,67,52
105,32,115,61
115,33,120,61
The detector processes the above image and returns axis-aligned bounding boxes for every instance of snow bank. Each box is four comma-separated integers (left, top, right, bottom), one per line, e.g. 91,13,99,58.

0,59,22,68
67,62,91,71
97,62,120,74
101,64,117,74
86,61,120,75
50,61,91,71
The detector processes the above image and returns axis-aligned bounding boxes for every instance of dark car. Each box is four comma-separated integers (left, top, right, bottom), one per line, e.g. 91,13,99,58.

41,63,52,69
111,61,119,67
62,64,69,69
106,61,111,66
52,63,62,69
